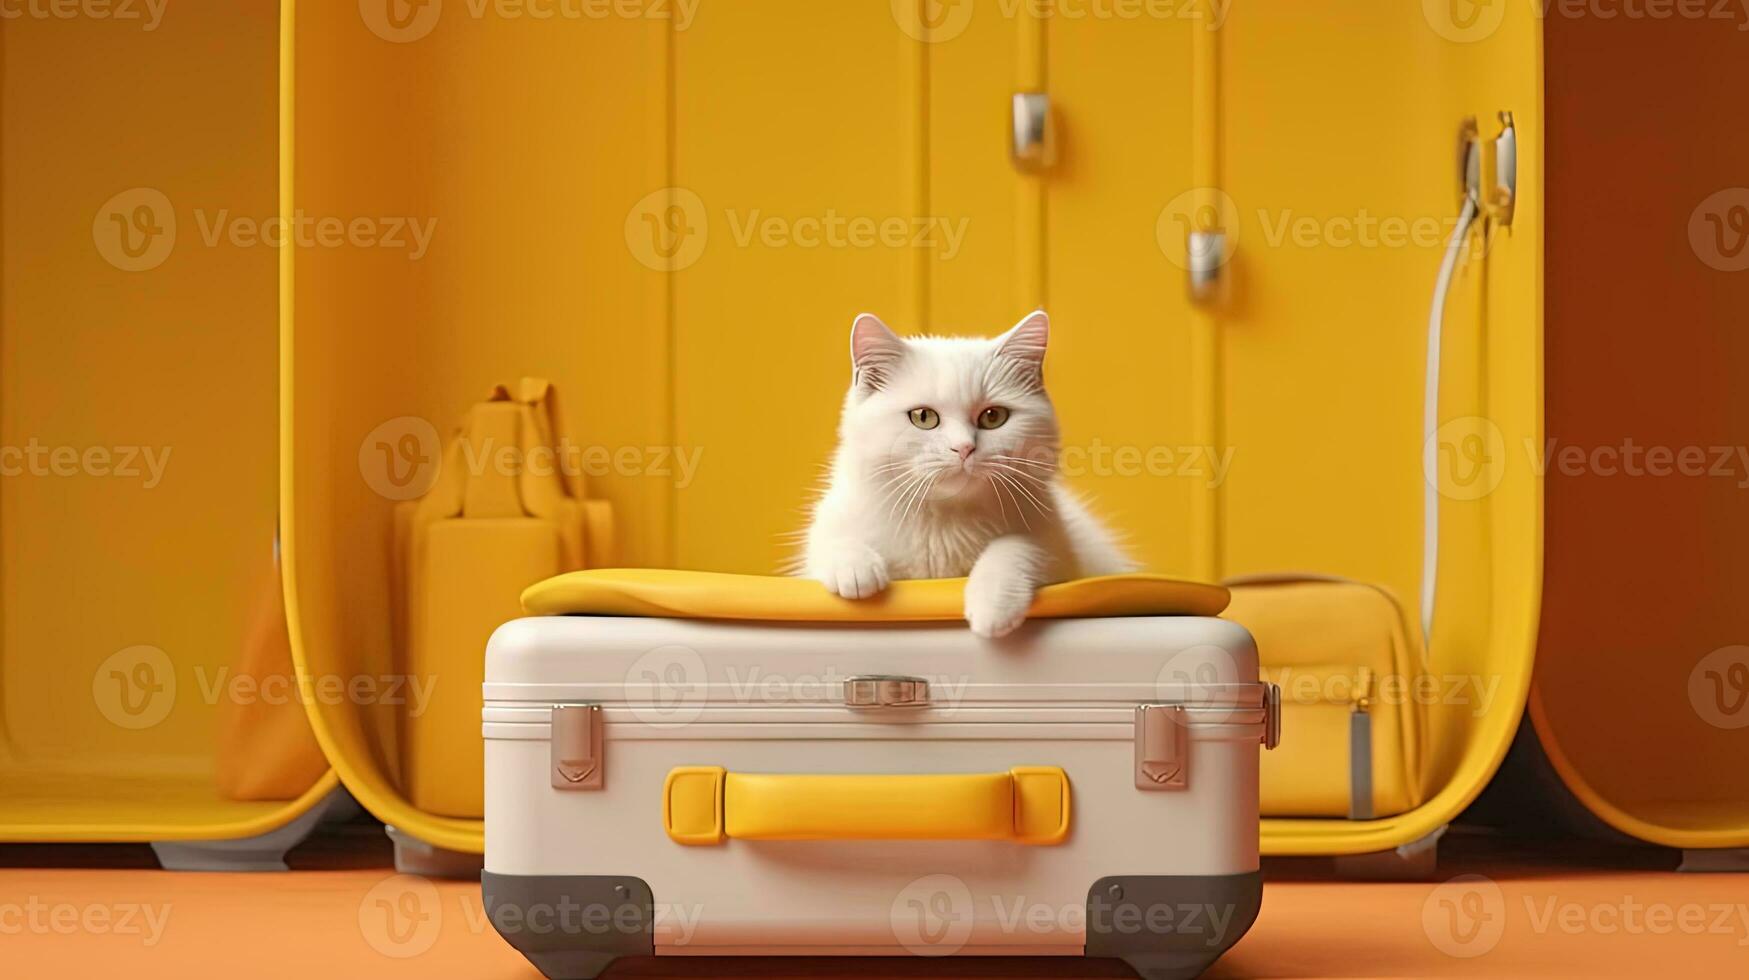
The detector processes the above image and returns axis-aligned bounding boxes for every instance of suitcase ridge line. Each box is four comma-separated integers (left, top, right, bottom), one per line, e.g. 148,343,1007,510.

528,683,1280,796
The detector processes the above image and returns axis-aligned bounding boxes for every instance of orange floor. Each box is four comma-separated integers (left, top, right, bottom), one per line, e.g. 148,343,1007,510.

2,832,1745,978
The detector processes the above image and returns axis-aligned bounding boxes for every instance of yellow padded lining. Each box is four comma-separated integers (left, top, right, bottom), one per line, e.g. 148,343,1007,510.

521,569,1230,620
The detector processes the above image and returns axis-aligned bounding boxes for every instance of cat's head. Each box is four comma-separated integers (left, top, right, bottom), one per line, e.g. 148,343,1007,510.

838,310,1059,506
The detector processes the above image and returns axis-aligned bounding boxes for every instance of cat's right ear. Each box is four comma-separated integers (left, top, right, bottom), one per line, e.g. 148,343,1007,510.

850,313,905,391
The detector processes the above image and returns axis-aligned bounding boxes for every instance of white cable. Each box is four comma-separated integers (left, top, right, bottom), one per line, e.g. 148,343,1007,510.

1422,194,1479,642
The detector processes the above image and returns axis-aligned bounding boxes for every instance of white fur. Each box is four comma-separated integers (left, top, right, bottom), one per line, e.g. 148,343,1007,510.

799,310,1135,637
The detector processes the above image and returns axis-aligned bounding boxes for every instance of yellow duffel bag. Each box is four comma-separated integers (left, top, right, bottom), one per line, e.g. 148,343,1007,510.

1223,576,1428,819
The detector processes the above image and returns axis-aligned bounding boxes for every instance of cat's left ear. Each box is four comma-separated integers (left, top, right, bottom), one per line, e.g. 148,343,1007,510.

995,310,1049,377
850,313,906,391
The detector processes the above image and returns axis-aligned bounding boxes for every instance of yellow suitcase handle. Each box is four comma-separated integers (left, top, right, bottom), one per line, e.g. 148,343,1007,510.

662,766,1071,846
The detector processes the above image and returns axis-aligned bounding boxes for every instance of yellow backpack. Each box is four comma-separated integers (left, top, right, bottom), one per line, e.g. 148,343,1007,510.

391,379,614,817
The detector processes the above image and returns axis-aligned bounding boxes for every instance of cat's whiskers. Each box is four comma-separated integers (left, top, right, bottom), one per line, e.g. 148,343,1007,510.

896,470,941,528
872,467,923,497
984,460,1049,486
989,453,1056,475
992,469,1050,519
986,474,1010,527
990,472,1032,530
983,463,1054,518
876,472,927,524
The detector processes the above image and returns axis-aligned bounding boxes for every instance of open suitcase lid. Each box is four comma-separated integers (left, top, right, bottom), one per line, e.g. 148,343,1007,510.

520,569,1231,621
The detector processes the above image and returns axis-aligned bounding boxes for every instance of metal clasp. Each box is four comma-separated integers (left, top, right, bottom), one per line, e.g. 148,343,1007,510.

842,675,930,708
551,703,603,790
1134,704,1189,790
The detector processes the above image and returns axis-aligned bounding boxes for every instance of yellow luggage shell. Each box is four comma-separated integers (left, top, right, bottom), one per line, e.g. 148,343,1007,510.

1526,16,1749,850
0,4,336,843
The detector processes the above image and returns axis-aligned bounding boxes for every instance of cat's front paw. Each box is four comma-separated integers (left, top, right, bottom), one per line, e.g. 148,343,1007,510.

964,579,1033,638
814,546,890,600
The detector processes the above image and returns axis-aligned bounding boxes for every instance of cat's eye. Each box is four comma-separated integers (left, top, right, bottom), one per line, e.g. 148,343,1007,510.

908,407,940,430
977,406,1010,430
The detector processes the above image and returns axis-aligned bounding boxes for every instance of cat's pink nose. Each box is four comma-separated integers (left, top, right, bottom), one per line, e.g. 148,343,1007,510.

953,443,975,461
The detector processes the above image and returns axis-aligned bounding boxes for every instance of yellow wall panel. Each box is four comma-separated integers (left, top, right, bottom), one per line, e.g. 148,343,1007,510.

1043,14,1201,577
924,7,1022,330
669,1,918,573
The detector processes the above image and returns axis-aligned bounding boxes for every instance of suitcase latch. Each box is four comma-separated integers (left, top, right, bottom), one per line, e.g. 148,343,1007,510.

551,703,603,790
842,675,930,708
1134,704,1189,790
1263,682,1283,750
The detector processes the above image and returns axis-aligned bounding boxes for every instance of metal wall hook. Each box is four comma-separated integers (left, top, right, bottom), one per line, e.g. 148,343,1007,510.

1460,112,1518,227
1010,92,1055,173
1485,110,1517,227
1186,231,1228,304
1458,116,1481,207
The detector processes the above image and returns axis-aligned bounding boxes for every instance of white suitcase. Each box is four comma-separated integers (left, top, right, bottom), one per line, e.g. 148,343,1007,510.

481,577,1279,980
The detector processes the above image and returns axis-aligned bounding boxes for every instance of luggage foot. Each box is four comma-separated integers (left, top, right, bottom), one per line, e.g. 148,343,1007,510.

1119,950,1224,980
482,872,653,980
1085,871,1263,980
1330,824,1446,881
1678,848,1749,873
386,824,484,879
150,786,353,872
524,950,621,980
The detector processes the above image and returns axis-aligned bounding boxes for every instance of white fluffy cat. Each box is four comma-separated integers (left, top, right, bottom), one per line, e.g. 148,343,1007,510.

800,310,1134,638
